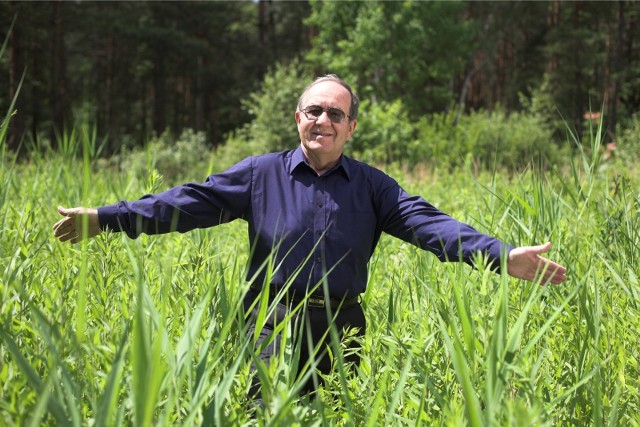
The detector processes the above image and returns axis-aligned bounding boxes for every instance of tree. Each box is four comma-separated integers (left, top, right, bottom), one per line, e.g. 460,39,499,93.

0,1,311,152
306,0,475,116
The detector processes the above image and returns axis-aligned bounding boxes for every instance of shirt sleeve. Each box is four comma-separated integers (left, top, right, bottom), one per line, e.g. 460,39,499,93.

97,157,253,239
375,173,513,272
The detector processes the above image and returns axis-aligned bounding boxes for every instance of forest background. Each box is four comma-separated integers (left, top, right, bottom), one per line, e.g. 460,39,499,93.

2,0,640,171
2,1,640,426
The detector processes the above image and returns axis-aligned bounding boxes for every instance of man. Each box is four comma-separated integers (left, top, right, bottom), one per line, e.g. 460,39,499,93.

53,74,566,402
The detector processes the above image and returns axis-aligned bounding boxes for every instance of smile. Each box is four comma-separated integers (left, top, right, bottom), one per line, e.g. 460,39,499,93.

312,130,333,137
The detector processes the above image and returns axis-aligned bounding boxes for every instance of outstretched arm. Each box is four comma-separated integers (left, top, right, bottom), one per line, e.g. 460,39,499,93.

507,242,566,285
53,206,101,244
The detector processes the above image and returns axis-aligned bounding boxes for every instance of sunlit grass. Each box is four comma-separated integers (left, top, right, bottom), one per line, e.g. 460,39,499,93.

1,11,637,424
1,106,639,425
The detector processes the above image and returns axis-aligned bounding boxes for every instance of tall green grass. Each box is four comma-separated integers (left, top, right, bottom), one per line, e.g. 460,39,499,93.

1,95,639,424
2,13,638,425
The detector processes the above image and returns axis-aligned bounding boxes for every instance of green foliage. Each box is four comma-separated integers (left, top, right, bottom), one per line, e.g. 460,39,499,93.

215,60,311,169
540,2,614,121
4,1,640,152
615,113,640,164
4,7,640,423
519,73,568,139
1,124,640,425
348,99,564,171
0,1,311,148
117,129,211,185
444,108,565,171
348,99,417,165
307,0,474,113
212,61,566,172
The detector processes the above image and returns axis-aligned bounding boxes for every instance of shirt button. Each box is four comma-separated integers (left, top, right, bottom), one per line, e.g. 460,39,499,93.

317,201,323,208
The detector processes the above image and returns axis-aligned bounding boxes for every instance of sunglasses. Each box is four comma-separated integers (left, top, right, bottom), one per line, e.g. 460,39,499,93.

300,105,350,124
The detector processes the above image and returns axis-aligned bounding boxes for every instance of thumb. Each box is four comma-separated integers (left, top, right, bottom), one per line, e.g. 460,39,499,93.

57,206,81,217
531,242,552,255
57,206,70,216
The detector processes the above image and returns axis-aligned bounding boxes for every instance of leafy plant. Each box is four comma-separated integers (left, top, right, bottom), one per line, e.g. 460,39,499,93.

215,60,311,170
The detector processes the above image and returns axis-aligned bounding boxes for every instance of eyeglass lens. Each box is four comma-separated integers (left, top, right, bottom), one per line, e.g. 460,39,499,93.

303,105,347,123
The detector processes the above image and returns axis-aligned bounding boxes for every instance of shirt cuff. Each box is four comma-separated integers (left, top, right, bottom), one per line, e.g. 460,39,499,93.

488,241,515,273
97,204,125,232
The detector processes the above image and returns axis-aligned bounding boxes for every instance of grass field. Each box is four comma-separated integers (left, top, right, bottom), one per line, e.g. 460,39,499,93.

1,124,639,426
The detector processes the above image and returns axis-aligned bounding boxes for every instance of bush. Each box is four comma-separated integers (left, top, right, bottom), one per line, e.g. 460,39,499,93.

415,108,565,172
351,102,564,172
348,99,418,165
214,60,311,170
616,113,640,164
213,59,566,174
118,128,212,185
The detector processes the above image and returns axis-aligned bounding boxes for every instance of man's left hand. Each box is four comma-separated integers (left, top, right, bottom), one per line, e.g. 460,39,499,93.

507,242,567,285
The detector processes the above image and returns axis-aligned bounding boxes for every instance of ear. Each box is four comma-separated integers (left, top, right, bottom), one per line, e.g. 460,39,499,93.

295,110,301,125
346,119,357,140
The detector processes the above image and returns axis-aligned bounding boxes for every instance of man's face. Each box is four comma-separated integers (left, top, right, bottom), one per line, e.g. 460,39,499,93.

295,81,357,163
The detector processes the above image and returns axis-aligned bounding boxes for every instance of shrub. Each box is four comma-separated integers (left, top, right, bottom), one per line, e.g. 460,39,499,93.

415,108,565,172
616,113,640,165
118,128,211,184
348,101,564,172
215,60,311,170
213,61,566,174
348,99,418,165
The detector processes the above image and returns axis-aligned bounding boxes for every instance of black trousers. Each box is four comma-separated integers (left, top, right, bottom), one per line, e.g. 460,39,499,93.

243,288,366,401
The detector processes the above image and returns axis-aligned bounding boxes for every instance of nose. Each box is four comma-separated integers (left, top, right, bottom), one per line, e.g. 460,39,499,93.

315,110,331,125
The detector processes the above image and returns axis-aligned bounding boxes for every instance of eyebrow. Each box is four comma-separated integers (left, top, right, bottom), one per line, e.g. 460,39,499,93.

306,104,346,111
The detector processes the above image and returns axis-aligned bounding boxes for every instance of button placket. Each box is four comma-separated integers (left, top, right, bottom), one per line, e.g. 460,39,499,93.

312,181,327,275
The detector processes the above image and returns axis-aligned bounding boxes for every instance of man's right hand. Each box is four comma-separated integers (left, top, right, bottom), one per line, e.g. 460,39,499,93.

53,206,101,244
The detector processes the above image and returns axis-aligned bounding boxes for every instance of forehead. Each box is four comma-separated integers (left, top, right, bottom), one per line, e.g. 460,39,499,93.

302,81,351,109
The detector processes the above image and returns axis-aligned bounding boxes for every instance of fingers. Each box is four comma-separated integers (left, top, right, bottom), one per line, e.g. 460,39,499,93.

53,206,95,244
507,242,567,285
527,242,568,285
54,207,78,230
53,215,79,242
53,214,73,234
537,257,567,285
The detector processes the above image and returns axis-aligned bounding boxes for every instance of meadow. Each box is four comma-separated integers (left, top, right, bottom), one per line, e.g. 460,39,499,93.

1,122,639,426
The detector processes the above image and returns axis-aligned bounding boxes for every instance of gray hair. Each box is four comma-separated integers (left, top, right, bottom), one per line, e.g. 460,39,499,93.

297,74,359,121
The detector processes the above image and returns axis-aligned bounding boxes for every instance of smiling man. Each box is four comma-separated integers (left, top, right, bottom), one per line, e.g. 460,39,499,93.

296,78,357,175
53,74,566,406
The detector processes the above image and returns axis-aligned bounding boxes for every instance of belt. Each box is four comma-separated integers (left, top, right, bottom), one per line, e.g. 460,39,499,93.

249,284,360,309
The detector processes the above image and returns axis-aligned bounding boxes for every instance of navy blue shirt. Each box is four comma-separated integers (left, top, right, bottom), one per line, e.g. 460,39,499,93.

98,147,513,298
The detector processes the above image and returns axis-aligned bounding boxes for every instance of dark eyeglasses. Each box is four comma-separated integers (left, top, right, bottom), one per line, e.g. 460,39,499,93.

300,105,350,124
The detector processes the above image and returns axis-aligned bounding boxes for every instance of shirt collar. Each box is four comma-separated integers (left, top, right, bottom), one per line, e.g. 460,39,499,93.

290,146,351,181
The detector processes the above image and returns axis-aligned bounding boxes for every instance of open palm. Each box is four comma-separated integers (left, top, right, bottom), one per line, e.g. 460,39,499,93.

507,242,566,285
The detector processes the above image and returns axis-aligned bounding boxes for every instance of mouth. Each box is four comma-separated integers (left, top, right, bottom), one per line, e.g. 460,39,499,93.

312,129,333,138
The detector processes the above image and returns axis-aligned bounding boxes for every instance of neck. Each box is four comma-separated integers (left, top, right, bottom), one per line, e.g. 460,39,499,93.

301,147,340,176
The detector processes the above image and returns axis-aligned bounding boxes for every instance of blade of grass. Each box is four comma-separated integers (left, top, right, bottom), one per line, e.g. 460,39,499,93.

95,323,131,427
0,328,70,424
436,316,483,427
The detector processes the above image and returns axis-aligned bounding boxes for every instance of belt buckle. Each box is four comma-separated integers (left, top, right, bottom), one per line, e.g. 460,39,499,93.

307,295,325,308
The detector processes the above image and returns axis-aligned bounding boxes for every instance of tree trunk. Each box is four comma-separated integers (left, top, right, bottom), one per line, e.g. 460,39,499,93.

572,1,584,140
258,0,267,47
7,6,25,151
51,1,68,138
609,1,624,139
153,54,166,136
195,55,204,132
